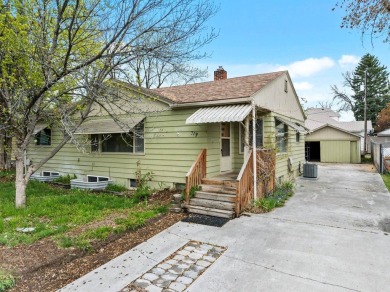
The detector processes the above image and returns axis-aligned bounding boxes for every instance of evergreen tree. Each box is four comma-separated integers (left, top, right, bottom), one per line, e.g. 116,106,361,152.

332,53,390,127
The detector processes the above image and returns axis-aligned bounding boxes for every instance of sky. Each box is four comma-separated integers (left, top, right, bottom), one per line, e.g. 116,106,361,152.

197,0,390,121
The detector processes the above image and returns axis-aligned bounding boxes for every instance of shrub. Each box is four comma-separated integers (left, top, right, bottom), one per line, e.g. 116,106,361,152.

252,181,295,212
106,183,127,192
0,270,15,292
53,174,77,184
133,171,154,203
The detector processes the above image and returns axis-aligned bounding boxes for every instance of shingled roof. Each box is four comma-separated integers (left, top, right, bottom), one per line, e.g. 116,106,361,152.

151,71,286,104
305,107,373,133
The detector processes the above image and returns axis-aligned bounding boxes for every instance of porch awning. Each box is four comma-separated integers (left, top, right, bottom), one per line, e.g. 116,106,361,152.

33,123,48,134
277,117,308,134
74,116,144,135
186,104,252,124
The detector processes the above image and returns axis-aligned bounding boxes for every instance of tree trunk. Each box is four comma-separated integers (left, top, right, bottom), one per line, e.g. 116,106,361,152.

5,136,12,170
0,132,13,170
15,156,27,208
0,130,5,170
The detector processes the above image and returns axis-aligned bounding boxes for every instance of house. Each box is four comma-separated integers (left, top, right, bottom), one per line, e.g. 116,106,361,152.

28,67,307,217
305,108,373,163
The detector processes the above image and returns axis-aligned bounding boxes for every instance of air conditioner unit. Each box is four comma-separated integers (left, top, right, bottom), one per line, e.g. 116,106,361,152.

303,163,318,178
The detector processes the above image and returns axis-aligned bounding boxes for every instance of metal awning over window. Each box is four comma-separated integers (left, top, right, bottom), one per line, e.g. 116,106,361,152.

74,116,145,135
276,117,308,134
33,123,48,134
186,104,252,124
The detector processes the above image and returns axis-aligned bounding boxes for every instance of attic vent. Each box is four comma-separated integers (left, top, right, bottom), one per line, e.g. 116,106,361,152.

284,79,288,93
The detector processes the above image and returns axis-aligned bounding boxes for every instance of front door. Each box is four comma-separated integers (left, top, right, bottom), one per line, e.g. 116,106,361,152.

220,122,232,172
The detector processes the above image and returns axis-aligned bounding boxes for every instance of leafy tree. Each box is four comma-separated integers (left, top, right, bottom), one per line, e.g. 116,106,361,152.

334,0,390,44
332,53,390,127
376,102,390,132
0,0,217,208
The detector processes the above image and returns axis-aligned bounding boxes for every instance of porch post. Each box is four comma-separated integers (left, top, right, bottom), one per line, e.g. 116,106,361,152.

252,99,257,200
244,116,250,159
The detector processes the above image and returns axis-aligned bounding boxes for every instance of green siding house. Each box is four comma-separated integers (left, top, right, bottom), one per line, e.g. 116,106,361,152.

28,67,307,217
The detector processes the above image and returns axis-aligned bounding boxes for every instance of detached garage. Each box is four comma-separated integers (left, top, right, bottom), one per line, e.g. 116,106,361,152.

305,124,361,164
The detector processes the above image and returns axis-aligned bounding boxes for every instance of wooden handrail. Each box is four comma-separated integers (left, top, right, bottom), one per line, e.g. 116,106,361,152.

236,149,254,216
185,149,207,203
236,149,276,216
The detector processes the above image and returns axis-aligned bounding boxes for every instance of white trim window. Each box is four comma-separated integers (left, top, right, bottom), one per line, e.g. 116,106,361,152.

275,118,288,153
239,119,263,153
91,120,144,154
36,128,51,145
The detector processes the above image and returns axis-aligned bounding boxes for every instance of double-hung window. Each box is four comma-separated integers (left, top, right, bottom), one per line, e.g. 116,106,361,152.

240,119,263,153
275,118,288,153
36,128,51,145
91,120,144,154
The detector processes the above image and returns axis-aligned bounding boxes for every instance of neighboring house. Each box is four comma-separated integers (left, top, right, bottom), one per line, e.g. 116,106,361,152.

28,67,307,217
305,108,372,163
370,128,390,144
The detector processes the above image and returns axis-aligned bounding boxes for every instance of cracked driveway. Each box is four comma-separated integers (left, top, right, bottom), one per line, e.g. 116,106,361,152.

62,164,390,292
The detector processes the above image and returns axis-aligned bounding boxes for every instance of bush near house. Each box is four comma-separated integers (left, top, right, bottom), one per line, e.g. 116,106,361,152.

250,181,294,213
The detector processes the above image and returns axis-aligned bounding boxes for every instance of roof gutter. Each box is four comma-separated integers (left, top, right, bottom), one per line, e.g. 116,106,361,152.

169,97,252,109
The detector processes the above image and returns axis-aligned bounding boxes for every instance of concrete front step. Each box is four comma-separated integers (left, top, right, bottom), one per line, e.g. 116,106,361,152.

200,184,236,195
195,191,236,202
190,198,235,211
184,205,235,219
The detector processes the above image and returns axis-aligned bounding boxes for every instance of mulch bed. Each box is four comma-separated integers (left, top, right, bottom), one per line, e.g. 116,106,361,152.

181,214,230,227
0,190,186,292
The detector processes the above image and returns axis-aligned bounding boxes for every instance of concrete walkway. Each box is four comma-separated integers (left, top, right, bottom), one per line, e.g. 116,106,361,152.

61,164,390,292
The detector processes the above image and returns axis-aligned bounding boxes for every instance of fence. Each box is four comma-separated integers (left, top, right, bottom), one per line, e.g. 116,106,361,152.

371,141,390,173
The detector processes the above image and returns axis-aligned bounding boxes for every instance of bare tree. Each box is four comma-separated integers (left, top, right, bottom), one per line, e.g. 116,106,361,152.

0,0,217,208
316,100,337,110
128,58,209,88
334,0,390,45
115,14,217,88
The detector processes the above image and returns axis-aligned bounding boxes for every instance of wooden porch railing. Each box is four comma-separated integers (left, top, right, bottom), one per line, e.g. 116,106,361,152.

185,149,207,203
236,149,276,216
236,149,254,216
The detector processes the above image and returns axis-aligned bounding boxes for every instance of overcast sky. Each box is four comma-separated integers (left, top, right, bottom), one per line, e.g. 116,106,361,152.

197,0,390,121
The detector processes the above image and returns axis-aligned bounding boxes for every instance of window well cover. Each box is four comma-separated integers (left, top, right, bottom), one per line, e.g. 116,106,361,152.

74,116,144,134
186,104,252,124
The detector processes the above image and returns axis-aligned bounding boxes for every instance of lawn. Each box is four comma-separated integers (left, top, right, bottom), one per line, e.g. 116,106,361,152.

381,173,390,191
0,174,168,248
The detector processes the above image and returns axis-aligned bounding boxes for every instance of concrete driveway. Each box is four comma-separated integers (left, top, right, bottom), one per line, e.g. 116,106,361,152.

62,164,390,292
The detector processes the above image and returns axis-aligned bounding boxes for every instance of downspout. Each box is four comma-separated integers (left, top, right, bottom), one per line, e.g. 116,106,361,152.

252,99,257,200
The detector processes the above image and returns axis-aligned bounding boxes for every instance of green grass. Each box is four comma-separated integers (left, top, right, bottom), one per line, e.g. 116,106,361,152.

253,181,295,212
0,270,15,292
381,174,390,191
105,183,128,192
0,170,15,178
0,178,169,247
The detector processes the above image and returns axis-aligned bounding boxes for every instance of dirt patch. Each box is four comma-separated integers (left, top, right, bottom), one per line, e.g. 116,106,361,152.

0,190,186,292
0,174,15,183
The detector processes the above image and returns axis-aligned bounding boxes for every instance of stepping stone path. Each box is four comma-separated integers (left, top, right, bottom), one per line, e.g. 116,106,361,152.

121,241,226,292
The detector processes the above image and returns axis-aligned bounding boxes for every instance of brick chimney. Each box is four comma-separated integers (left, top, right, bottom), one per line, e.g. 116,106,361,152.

214,66,227,81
